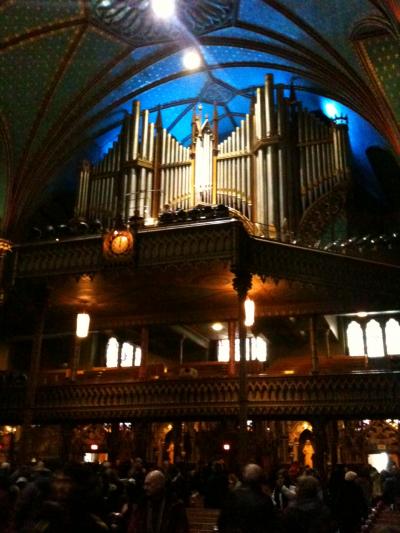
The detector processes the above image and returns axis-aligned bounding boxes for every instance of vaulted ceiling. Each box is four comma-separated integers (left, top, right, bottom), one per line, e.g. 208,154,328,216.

0,0,399,237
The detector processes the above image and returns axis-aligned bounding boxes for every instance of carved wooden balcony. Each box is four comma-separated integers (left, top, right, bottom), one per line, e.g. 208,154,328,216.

1,370,399,424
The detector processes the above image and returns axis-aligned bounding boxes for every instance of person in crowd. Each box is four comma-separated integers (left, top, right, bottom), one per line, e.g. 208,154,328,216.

18,462,109,532
203,459,229,509
335,470,368,533
218,463,277,533
356,465,373,509
281,475,337,533
13,461,53,531
381,465,400,509
271,468,296,512
369,465,383,505
126,469,189,533
164,462,190,506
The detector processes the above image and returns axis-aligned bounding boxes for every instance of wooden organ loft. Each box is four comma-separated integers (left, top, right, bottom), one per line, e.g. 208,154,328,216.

1,74,400,471
75,74,350,239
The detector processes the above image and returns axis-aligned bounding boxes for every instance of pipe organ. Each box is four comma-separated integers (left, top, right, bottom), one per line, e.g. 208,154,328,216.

75,73,350,240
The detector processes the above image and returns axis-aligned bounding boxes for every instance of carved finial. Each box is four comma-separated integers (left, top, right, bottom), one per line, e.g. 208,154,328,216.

155,108,163,130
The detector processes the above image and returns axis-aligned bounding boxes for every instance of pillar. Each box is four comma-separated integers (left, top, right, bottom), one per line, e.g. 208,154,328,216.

18,285,49,463
134,421,151,461
311,418,327,482
232,271,252,465
309,315,319,374
108,421,120,465
0,238,12,306
139,326,149,379
228,320,236,377
70,337,81,381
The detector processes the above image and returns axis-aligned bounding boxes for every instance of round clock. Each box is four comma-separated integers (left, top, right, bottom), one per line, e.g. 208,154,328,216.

110,233,130,255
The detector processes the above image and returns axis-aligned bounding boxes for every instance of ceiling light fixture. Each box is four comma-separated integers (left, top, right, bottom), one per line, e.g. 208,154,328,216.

211,322,223,332
76,312,90,338
244,297,255,327
182,49,202,70
151,0,175,19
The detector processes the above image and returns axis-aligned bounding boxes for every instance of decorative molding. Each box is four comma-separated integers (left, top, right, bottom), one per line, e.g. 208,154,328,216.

13,219,400,301
1,372,399,423
247,237,400,297
14,220,242,278
297,183,349,246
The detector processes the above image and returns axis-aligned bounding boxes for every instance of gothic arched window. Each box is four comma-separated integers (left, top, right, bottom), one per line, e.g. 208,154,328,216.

385,318,400,355
366,319,384,358
106,337,119,367
217,337,267,362
120,342,134,367
347,321,365,356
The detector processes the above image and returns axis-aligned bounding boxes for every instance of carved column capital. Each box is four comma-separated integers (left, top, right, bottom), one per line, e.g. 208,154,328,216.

232,270,252,300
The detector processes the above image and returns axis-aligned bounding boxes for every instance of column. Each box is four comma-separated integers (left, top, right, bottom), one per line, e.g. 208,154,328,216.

134,420,152,461
228,321,236,377
232,271,252,466
108,422,120,465
0,238,12,306
139,326,149,379
309,315,319,374
18,285,49,463
70,336,81,381
311,418,327,482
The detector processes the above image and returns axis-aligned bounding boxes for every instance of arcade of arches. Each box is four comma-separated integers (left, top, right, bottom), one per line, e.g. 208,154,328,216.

1,419,399,475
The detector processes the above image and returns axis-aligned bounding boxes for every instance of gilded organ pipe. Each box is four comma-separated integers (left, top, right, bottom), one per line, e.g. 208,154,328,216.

78,73,351,239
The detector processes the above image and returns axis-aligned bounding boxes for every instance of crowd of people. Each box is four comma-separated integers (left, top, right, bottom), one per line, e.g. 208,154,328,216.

0,456,399,532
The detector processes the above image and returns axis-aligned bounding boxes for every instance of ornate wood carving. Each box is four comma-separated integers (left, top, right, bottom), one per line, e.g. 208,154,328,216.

14,220,242,278
247,237,400,297
1,372,399,423
13,220,400,301
296,183,349,246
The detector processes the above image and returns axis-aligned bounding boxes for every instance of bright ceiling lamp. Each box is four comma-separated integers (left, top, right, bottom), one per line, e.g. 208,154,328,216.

151,0,175,19
182,49,202,70
244,297,255,327
76,312,90,338
211,322,224,332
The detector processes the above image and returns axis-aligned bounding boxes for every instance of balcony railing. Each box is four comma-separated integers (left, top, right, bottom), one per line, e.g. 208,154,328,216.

1,370,399,423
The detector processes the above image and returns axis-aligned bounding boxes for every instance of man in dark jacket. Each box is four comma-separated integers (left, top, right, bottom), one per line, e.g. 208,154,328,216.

127,469,189,533
218,463,277,533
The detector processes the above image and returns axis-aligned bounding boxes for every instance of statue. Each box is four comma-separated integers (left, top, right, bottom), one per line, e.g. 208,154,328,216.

302,439,314,468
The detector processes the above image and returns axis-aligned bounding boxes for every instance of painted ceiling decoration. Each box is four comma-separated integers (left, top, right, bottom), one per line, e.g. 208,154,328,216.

90,0,238,43
0,0,399,237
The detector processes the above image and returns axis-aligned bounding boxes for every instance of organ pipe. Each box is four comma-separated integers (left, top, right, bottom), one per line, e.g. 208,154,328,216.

78,74,351,240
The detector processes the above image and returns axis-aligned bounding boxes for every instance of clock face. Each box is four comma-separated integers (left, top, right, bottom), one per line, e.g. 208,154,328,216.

110,233,130,254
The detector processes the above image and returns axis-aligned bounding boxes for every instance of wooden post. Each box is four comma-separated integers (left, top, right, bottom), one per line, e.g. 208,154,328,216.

18,286,48,463
139,326,149,379
228,321,236,377
233,271,252,466
71,337,81,381
309,315,319,374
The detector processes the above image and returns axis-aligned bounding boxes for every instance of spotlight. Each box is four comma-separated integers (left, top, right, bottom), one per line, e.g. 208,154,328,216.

211,322,223,332
182,49,202,70
151,0,175,19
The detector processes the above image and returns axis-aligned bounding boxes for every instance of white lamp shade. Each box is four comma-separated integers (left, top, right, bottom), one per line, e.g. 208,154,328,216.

76,312,90,338
244,298,255,327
